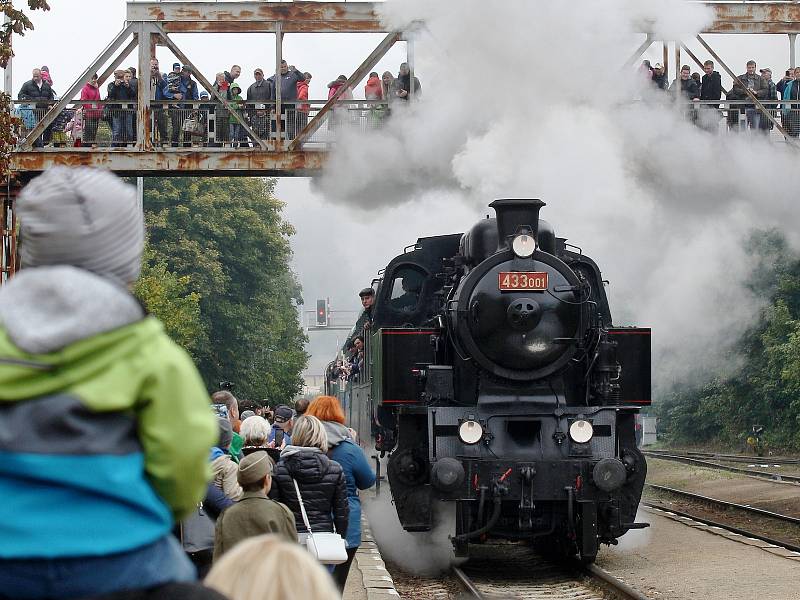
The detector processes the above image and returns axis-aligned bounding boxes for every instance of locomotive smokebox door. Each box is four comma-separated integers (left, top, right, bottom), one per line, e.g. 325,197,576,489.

608,328,651,405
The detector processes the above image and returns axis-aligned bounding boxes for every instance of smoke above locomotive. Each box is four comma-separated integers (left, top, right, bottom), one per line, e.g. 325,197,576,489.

328,199,650,563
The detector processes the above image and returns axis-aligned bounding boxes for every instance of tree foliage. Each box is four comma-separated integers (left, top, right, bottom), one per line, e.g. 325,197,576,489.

656,229,800,450
133,243,202,355
142,177,308,403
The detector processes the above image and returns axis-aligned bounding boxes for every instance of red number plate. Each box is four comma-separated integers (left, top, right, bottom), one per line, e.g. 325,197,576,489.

498,272,548,291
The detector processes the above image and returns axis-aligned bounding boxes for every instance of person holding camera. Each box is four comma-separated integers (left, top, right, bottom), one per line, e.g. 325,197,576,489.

106,68,136,146
150,58,172,145
267,405,294,448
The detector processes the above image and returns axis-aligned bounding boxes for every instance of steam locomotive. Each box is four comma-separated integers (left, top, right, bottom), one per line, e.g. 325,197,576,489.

327,199,649,563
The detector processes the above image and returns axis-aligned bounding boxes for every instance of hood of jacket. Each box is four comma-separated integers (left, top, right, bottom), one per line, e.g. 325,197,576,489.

323,421,352,448
279,446,333,484
81,82,100,100
0,266,149,400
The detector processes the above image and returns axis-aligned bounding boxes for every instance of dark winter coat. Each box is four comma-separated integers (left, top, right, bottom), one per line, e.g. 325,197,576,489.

727,72,769,107
651,72,668,91
669,77,699,101
267,67,305,103
700,71,722,103
269,446,349,536
396,73,421,100
18,79,55,108
246,79,273,103
106,80,136,108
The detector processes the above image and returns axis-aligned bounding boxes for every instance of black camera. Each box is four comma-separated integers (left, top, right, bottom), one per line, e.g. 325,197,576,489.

219,381,235,391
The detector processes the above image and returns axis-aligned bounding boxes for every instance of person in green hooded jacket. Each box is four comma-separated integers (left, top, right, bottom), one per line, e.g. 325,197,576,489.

0,167,218,599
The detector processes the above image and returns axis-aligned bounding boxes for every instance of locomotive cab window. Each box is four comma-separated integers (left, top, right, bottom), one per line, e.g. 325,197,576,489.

388,266,426,314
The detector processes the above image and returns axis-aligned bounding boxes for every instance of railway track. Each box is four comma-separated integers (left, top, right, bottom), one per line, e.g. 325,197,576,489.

642,450,800,483
448,543,649,600
648,450,800,465
644,483,800,553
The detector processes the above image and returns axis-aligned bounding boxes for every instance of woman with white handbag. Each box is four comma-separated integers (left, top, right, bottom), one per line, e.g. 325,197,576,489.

269,416,349,565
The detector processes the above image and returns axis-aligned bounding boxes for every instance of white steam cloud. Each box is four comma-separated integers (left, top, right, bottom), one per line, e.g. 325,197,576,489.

364,486,461,575
317,0,800,391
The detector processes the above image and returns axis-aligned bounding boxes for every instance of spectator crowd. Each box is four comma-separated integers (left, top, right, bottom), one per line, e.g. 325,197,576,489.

639,57,800,136
0,166,378,598
16,59,422,148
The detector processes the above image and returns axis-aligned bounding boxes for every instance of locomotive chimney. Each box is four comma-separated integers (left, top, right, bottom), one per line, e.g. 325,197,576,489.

489,198,546,251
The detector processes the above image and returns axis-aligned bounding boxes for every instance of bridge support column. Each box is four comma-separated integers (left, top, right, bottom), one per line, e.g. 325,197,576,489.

1,178,19,285
790,33,797,69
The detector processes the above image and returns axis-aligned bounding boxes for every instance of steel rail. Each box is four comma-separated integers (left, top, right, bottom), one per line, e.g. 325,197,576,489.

452,566,485,599
645,449,800,465
646,483,800,525
452,560,651,600
582,563,652,600
642,502,800,554
643,451,800,483
680,451,800,465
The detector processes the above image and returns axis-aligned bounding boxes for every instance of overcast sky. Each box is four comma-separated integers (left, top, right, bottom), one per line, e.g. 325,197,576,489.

9,0,800,377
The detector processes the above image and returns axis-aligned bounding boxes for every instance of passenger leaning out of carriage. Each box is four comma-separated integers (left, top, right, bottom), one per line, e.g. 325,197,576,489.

268,416,349,549
306,397,376,591
357,287,375,331
0,168,217,598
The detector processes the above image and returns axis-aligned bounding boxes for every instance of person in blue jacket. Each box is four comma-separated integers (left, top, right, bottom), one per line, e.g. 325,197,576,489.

306,396,376,591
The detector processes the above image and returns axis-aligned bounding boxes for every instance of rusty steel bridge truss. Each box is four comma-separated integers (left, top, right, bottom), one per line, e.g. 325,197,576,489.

3,0,800,283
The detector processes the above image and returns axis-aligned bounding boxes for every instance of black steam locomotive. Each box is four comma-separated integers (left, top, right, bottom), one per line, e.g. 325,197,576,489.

327,199,649,563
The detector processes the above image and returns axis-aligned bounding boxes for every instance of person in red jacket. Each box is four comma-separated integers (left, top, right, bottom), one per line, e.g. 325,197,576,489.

80,73,102,146
364,72,382,101
296,72,311,134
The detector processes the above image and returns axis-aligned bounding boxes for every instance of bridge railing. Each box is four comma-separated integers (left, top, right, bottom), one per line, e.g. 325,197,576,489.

15,98,800,150
12,99,398,150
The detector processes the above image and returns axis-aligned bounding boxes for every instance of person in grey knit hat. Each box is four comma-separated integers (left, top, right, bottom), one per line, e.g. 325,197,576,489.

18,166,144,287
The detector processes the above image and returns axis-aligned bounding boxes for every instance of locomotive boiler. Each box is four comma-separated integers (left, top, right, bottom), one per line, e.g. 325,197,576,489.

328,199,649,563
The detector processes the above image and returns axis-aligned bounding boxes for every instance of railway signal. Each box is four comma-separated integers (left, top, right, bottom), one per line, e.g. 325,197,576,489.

316,299,329,326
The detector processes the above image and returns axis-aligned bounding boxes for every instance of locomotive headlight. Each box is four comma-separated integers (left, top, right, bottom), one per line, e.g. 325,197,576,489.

569,420,594,444
458,420,484,445
512,234,536,258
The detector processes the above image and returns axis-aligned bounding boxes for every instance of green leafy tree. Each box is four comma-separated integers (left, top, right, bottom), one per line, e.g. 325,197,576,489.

133,244,202,355
143,177,308,402
656,229,800,450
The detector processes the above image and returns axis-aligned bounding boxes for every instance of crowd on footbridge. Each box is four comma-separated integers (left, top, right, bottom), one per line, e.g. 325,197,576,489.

15,59,422,148
642,57,800,136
